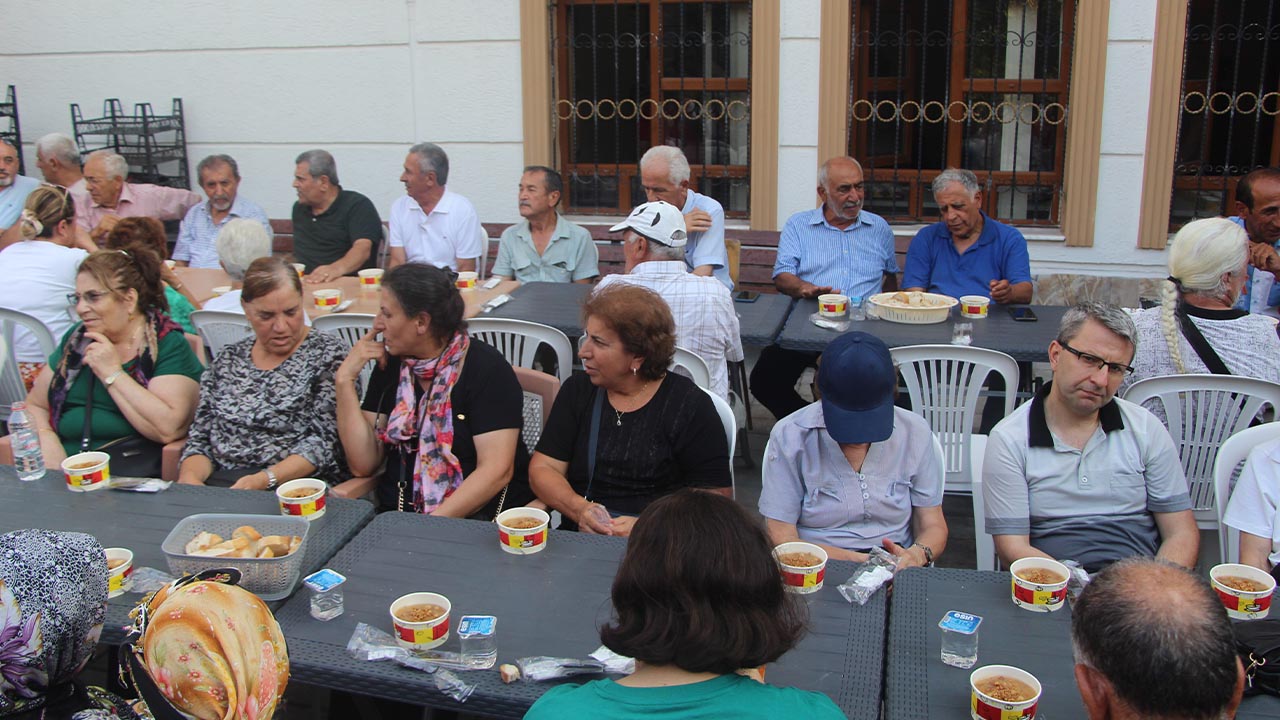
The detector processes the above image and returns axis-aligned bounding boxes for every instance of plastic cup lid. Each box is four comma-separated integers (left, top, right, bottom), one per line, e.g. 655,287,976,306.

939,610,982,634
304,568,346,592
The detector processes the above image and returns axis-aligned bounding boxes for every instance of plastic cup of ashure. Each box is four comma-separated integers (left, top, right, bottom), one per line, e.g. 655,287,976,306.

313,288,343,309
495,508,551,555
164,259,176,270
817,294,849,318
773,541,828,594
455,271,478,290
210,285,231,296
276,478,328,521
969,664,1042,720
61,451,110,492
960,295,991,318
292,263,306,279
390,592,451,650
358,268,384,289
1210,563,1276,620
1009,557,1070,612
105,547,134,598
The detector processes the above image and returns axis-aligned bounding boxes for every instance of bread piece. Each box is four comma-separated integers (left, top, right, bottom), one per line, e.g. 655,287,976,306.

185,531,223,555
232,525,263,542
287,536,302,554
256,546,275,559
260,535,291,556
194,546,236,558
499,664,521,683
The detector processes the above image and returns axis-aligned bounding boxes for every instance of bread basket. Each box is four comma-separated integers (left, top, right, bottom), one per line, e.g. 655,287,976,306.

161,513,310,601
867,291,958,324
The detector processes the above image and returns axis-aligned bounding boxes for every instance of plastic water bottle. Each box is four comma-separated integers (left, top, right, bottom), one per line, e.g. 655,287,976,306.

848,296,866,321
9,402,45,482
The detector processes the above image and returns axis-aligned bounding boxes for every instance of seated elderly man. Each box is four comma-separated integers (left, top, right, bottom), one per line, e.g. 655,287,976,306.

74,150,201,243
1072,558,1244,720
983,302,1199,573
388,142,482,272
292,149,383,281
639,145,731,289
172,154,272,269
492,165,598,283
596,200,741,400
34,133,87,202
0,139,40,231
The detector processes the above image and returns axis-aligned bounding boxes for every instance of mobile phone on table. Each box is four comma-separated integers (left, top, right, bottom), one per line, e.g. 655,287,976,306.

733,290,760,303
1008,307,1038,322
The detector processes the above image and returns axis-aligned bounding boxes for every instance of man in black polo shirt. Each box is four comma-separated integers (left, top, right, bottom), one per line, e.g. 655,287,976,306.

291,149,383,282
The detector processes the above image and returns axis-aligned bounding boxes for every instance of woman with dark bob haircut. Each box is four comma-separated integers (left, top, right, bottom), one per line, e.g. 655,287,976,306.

336,263,533,515
530,284,731,536
525,490,845,719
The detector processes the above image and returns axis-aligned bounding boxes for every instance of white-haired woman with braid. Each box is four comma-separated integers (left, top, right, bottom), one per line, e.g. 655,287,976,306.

1120,217,1280,422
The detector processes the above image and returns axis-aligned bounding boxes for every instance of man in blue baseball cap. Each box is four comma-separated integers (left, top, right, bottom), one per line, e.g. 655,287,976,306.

758,331,948,566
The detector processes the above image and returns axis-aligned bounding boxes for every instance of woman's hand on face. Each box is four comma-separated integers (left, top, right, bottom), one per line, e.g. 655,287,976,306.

337,329,386,384
81,332,125,380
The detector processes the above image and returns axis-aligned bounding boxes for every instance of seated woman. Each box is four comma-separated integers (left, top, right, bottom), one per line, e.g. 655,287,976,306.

0,185,87,390
200,218,274,312
103,216,202,334
530,284,731,537
525,490,845,720
178,256,348,491
1224,436,1280,578
0,529,140,719
25,246,203,471
337,263,532,515
1122,217,1280,410
759,331,947,568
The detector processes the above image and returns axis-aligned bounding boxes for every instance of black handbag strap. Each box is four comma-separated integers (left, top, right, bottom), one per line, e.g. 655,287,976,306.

584,387,604,501
1176,304,1232,375
80,374,95,452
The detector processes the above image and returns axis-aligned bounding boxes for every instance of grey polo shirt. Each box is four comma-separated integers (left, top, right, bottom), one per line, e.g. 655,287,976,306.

983,382,1191,572
492,214,599,283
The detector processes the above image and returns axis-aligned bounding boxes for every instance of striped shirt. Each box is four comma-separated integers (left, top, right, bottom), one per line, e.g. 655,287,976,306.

773,207,897,302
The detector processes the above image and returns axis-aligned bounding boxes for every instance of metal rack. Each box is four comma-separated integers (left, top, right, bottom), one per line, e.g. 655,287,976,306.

71,98,189,189
0,86,23,175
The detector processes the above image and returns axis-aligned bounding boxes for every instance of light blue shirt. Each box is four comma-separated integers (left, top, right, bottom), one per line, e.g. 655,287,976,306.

759,403,944,550
173,195,272,268
1230,215,1280,311
681,189,732,289
774,207,898,302
492,214,599,283
0,175,40,229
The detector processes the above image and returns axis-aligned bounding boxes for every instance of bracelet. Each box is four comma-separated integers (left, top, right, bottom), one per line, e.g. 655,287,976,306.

911,543,935,566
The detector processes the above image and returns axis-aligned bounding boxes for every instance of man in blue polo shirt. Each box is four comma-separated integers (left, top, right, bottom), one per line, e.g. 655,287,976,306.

750,156,898,420
903,167,1032,303
1228,167,1280,315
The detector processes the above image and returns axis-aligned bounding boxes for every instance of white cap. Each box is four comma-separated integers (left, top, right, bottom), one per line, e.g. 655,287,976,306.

608,200,688,247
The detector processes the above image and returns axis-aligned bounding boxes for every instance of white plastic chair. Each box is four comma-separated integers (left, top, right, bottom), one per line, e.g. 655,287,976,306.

188,310,253,360
1122,374,1280,531
313,313,377,395
703,387,737,499
1213,422,1280,565
468,318,573,383
475,225,489,279
0,308,56,423
968,433,1001,571
891,345,1019,495
670,346,712,391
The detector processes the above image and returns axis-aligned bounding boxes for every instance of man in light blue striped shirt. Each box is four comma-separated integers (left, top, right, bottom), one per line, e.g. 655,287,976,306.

751,156,899,419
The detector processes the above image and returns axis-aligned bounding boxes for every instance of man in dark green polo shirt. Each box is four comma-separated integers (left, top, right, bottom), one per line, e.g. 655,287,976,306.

291,149,383,282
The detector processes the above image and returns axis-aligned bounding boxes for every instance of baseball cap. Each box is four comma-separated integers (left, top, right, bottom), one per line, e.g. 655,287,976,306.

608,200,688,247
817,331,897,444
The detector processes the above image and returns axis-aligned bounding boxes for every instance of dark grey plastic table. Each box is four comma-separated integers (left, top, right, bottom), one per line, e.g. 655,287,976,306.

0,466,374,644
885,568,1086,719
778,300,1065,361
736,292,795,346
274,512,886,719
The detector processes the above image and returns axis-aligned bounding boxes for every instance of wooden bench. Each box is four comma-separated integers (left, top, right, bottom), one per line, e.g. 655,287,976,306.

268,219,912,294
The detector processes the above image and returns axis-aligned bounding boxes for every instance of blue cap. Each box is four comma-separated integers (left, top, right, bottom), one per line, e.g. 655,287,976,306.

817,331,896,444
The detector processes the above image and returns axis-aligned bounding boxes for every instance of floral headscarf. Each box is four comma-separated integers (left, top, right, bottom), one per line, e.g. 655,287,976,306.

0,530,107,717
136,581,288,720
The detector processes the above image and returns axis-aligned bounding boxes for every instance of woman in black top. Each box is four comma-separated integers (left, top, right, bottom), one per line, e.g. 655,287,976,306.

531,284,731,536
336,263,531,515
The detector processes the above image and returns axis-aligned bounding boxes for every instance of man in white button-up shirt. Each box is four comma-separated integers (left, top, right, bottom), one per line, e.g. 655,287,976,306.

387,142,483,271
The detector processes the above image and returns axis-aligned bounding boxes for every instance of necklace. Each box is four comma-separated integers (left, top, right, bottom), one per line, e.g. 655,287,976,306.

613,379,653,426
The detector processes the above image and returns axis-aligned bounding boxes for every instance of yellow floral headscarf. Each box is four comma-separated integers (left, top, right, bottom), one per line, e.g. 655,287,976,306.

139,581,289,720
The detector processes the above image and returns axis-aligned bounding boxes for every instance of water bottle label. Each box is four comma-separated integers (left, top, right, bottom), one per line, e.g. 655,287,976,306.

939,610,983,634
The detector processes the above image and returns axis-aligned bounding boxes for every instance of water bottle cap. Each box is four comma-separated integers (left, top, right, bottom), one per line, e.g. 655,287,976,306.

850,296,862,303
11,401,25,411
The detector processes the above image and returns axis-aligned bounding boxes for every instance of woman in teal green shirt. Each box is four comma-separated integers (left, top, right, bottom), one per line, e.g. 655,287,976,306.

26,246,203,464
103,216,203,334
524,490,846,720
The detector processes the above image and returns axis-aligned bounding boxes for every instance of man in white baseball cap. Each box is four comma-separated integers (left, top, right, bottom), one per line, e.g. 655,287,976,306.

600,200,743,401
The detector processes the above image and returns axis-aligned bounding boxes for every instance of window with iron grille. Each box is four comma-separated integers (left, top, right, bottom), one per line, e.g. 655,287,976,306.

1171,0,1279,232
552,0,751,218
847,0,1074,226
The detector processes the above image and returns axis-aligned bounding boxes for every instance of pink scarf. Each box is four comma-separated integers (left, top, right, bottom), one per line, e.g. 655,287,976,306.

380,331,469,513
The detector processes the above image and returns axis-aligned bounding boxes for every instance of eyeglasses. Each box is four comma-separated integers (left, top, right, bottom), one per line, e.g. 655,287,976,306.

67,289,117,307
1060,341,1135,377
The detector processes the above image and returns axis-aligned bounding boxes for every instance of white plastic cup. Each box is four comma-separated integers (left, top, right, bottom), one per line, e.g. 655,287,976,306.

210,285,231,297
817,294,849,318
358,268,384,290
1009,557,1070,612
1210,563,1276,620
959,295,991,318
773,541,828,594
313,288,343,309
105,547,134,598
390,592,451,650
970,665,1042,720
61,451,110,492
276,478,328,521
455,271,478,290
292,263,306,279
495,508,551,555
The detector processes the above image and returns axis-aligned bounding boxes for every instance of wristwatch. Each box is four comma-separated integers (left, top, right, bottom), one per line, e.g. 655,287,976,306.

912,542,935,566
264,468,279,490
103,369,124,387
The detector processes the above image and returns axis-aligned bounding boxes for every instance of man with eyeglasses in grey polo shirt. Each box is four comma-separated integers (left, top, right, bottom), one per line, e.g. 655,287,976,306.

983,302,1199,573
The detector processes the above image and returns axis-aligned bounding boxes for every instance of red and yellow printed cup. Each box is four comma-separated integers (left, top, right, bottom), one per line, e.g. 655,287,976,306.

358,268,384,289
276,478,328,521
105,547,134,598
774,541,828,594
390,592,451,650
960,295,991,318
1210,563,1276,620
455,271,478,290
292,263,306,279
313,288,342,309
970,665,1041,720
61,452,110,492
495,508,550,555
817,293,849,318
1009,558,1070,612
